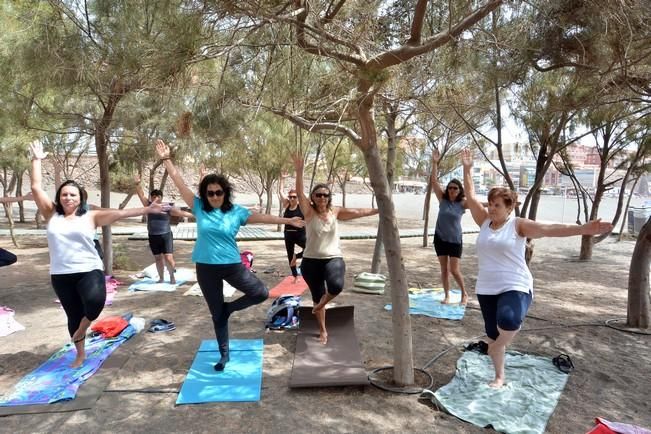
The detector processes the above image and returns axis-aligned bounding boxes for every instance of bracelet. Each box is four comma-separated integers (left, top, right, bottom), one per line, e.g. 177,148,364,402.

161,157,171,161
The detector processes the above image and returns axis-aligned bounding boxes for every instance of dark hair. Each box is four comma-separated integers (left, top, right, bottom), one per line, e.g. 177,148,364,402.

54,180,87,216
199,174,233,212
488,187,518,209
150,189,163,198
310,183,332,211
442,179,465,202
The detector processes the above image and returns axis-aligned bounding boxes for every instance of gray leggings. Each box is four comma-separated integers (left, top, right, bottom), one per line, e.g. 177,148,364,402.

51,269,106,336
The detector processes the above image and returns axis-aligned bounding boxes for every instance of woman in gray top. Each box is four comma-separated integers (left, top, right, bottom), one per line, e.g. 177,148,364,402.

431,150,469,304
134,176,193,284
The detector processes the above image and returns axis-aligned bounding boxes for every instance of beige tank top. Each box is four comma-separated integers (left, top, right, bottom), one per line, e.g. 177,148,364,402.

303,210,342,259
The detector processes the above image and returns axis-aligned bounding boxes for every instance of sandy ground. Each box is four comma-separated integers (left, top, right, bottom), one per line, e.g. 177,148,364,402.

0,218,650,433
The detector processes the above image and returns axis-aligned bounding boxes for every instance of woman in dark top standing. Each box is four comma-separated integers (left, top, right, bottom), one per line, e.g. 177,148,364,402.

431,149,469,304
279,177,306,283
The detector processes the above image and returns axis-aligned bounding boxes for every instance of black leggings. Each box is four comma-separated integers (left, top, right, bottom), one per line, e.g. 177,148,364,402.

300,257,346,304
284,231,306,277
195,263,268,353
51,269,106,337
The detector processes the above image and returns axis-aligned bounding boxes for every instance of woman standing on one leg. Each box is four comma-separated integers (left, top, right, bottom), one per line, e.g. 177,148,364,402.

430,149,469,304
279,176,306,282
461,149,612,388
293,153,379,345
155,139,304,371
134,176,193,284
29,142,161,368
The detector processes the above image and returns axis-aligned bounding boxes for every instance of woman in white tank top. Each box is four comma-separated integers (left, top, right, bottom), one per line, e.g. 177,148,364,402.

30,142,162,368
293,154,379,345
461,149,612,388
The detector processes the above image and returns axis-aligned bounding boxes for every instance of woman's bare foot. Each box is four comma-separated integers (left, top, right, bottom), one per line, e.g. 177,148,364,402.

318,332,328,345
461,293,469,305
293,277,299,284
441,296,451,304
488,377,505,388
71,353,85,368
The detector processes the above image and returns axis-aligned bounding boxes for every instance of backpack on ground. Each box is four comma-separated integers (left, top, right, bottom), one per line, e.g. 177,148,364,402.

265,295,301,330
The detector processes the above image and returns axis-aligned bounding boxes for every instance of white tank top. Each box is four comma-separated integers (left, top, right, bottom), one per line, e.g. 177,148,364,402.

47,212,104,274
303,210,343,259
476,217,533,296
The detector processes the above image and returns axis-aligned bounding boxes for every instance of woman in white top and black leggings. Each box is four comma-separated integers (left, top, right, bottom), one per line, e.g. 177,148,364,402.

461,149,612,388
30,142,161,368
293,154,379,345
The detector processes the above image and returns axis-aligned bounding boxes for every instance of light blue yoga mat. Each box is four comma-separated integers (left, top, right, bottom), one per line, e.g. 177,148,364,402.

384,290,465,320
423,351,569,434
176,339,263,404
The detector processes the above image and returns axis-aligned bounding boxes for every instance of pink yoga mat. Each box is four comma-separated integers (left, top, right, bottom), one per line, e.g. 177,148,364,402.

268,276,308,298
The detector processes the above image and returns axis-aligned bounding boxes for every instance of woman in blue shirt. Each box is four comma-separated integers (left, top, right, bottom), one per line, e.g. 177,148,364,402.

431,149,469,305
155,140,304,371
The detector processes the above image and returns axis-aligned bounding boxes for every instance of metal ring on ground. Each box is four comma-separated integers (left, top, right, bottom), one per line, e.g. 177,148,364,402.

368,366,434,394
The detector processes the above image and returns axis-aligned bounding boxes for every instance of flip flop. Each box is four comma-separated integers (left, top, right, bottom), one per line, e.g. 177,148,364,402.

464,341,488,354
147,319,176,333
552,353,574,374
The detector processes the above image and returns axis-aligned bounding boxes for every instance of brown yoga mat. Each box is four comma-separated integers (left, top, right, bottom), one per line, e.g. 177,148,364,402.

289,305,369,388
0,351,130,417
268,275,308,298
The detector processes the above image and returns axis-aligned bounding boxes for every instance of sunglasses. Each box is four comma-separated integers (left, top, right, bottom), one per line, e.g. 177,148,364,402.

314,192,330,198
206,190,225,197
288,195,298,199
447,186,459,190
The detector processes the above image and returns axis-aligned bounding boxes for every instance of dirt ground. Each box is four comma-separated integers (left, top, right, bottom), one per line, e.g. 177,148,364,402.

0,217,650,433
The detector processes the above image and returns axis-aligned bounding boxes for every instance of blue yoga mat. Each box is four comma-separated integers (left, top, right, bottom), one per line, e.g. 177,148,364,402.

176,339,263,404
384,290,466,320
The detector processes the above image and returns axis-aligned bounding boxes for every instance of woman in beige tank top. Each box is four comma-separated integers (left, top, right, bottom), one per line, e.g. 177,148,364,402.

293,154,379,345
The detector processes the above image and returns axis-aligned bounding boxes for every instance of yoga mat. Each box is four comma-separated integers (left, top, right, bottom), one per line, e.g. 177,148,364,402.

289,306,368,388
176,339,263,404
128,278,186,292
423,351,569,434
182,281,237,297
0,352,129,416
0,326,135,413
384,289,465,320
268,275,308,298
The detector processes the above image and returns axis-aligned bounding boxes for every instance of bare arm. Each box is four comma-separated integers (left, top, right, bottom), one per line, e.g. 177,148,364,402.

278,175,289,208
461,148,488,226
247,212,305,227
292,153,313,220
430,150,444,202
92,202,163,228
517,218,613,239
335,206,379,221
170,207,194,219
29,142,55,220
133,175,149,206
154,139,195,208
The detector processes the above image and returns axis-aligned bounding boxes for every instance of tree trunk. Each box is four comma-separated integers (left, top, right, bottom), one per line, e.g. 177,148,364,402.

118,192,134,210
627,216,650,328
422,175,433,247
96,130,113,274
357,89,413,386
16,171,26,223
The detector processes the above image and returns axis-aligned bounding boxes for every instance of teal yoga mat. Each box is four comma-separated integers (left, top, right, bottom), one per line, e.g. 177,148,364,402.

176,339,263,404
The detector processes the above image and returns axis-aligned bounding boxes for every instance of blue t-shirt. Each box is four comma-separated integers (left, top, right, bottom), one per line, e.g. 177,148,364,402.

434,199,465,244
191,196,251,264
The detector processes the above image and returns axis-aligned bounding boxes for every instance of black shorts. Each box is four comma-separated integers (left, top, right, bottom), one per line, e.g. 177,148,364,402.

148,232,174,255
433,233,462,258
